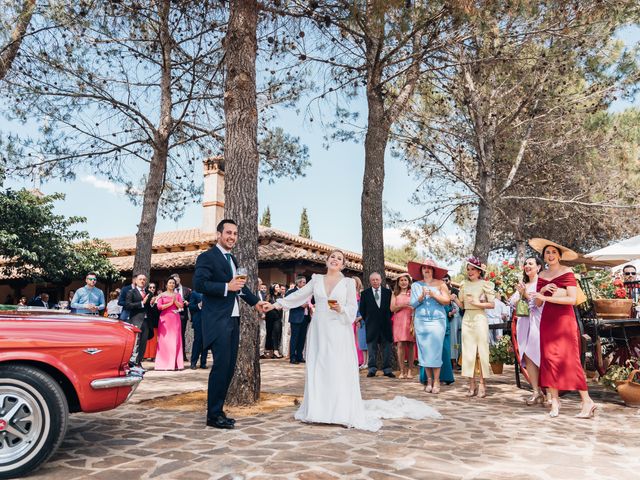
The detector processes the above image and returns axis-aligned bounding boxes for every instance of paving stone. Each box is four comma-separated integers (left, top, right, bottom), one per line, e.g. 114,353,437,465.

21,362,639,480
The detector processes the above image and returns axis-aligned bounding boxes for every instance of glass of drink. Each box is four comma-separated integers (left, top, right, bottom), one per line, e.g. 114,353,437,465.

236,267,248,296
327,299,338,309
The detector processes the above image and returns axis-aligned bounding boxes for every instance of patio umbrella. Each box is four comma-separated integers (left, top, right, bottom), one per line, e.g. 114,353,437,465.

585,235,640,261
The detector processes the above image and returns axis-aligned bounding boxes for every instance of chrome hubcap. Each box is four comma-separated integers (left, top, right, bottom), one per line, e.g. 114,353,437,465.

0,388,43,465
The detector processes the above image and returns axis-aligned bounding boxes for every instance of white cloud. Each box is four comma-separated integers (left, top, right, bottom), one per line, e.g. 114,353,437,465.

383,228,410,248
81,175,126,195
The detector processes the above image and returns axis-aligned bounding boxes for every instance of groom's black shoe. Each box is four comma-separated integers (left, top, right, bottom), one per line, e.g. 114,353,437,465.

384,372,396,378
206,415,234,429
221,412,236,424
367,371,376,377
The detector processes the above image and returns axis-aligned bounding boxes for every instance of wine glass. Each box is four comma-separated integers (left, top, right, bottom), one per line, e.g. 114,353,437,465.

236,267,248,296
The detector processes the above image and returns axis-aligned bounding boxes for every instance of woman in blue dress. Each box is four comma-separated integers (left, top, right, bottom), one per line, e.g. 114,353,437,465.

409,259,450,394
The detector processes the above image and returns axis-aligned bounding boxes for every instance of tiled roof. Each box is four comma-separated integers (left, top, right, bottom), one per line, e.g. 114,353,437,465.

103,228,215,252
102,226,407,274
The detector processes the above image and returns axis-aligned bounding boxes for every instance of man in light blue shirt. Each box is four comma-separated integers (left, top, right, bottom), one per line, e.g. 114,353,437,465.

71,272,106,315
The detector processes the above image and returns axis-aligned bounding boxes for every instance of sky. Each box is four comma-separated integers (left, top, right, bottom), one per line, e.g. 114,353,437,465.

2,26,639,258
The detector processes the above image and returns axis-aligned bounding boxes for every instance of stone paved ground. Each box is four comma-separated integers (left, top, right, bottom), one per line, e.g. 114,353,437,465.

25,360,640,480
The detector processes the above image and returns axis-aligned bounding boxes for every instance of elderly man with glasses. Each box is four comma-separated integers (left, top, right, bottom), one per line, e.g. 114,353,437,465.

71,272,106,315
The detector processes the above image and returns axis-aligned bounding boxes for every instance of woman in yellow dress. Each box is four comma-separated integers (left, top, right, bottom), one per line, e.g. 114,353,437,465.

451,257,496,398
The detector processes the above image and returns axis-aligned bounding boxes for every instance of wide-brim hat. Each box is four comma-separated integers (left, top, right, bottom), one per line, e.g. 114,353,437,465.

528,238,579,261
407,258,448,281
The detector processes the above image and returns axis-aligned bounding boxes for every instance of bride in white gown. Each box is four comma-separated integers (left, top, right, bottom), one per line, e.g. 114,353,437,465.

270,249,442,432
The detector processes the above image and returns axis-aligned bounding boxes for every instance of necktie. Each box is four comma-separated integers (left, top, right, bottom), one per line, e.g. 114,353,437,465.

374,289,380,301
224,253,232,267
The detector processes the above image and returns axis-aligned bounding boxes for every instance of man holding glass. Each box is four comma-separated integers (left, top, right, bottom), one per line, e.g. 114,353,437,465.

194,219,269,429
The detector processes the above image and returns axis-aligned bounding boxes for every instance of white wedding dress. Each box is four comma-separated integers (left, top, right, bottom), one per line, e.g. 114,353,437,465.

277,274,442,432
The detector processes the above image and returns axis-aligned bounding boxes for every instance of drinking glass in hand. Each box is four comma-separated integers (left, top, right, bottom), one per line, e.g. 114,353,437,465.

236,267,248,296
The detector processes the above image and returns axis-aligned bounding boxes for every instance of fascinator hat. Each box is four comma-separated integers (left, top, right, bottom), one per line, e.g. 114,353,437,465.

465,256,487,272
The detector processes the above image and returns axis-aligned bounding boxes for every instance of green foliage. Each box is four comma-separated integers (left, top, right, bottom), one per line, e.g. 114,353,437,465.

601,357,639,391
0,188,120,283
298,207,311,239
489,335,515,365
259,206,272,227
383,244,418,267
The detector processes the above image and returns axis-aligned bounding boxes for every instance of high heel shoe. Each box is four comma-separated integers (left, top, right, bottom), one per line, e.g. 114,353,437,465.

424,383,433,393
465,385,477,397
432,383,440,394
526,392,545,406
575,403,597,419
477,384,487,398
549,400,560,418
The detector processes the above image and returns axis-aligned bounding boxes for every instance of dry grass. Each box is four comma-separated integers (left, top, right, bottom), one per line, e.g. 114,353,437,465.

140,391,302,417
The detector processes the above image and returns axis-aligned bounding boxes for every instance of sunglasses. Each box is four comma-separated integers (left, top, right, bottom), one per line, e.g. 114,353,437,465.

624,272,636,276
87,277,97,281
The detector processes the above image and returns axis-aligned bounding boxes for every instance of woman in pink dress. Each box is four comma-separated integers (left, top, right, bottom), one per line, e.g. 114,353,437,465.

155,277,184,371
391,273,415,379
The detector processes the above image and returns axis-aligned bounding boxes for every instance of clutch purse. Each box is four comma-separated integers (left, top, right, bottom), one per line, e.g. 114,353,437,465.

515,298,530,317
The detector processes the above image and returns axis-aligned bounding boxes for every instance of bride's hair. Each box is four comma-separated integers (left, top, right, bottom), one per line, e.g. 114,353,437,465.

326,249,346,269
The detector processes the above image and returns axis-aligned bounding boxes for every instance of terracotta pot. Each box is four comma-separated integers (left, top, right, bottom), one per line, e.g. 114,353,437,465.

490,362,504,374
617,369,640,408
593,298,633,319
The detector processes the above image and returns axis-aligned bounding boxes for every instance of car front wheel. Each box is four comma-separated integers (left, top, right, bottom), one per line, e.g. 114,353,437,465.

0,365,68,479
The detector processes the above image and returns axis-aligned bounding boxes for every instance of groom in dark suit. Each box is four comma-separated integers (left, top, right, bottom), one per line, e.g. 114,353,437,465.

359,272,395,378
194,219,268,429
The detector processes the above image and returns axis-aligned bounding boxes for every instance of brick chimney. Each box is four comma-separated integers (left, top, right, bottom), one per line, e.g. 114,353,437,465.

202,156,225,233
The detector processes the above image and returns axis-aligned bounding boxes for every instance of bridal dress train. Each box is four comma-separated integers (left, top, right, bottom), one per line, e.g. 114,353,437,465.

277,274,442,432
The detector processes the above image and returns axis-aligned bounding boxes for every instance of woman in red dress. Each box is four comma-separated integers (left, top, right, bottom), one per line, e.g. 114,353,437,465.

530,239,596,419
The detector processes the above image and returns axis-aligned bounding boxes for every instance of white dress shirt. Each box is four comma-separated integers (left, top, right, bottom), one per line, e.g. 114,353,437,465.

373,287,381,308
217,244,240,317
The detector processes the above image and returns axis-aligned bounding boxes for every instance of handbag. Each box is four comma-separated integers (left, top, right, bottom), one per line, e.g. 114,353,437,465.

575,284,587,306
515,298,530,317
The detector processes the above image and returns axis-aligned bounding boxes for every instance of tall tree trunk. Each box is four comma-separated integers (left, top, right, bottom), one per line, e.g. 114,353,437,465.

361,92,390,286
224,0,260,406
473,198,493,263
132,0,172,279
0,0,35,81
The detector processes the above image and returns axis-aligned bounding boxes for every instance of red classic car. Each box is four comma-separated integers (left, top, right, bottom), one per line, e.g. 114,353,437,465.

0,308,143,479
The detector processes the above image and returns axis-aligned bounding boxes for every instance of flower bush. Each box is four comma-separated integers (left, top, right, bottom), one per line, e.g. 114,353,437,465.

489,335,515,365
588,270,628,299
488,260,522,299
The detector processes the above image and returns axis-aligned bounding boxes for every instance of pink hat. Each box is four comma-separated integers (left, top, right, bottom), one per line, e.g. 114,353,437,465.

407,258,448,281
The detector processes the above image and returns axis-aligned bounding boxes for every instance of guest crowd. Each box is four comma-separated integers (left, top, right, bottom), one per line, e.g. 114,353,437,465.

13,237,599,418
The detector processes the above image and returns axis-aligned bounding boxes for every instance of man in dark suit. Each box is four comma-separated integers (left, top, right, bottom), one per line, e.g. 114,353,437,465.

286,276,311,364
194,219,268,429
171,273,192,362
359,272,395,378
118,279,133,321
29,293,51,308
188,290,210,369
124,273,151,371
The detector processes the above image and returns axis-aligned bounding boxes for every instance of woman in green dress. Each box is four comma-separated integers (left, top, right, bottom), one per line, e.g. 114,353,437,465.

451,257,495,398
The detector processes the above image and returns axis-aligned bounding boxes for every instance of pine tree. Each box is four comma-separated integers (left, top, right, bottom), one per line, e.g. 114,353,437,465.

299,208,311,239
259,206,272,227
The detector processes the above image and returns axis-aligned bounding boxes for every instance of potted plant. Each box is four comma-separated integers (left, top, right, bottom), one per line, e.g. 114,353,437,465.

588,271,632,318
489,335,515,374
601,358,640,407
